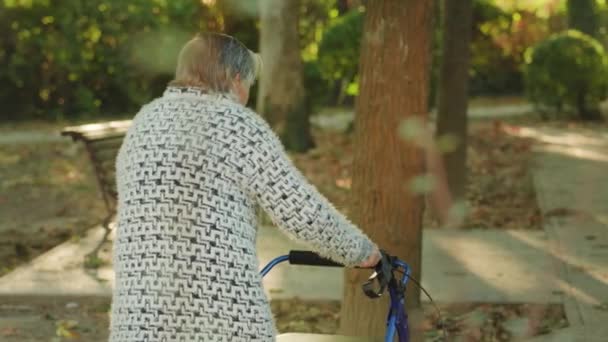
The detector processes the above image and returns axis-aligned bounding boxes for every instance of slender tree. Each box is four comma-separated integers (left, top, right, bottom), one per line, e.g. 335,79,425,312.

435,0,473,200
339,0,434,337
337,0,350,14
567,0,599,38
566,0,604,121
257,0,314,152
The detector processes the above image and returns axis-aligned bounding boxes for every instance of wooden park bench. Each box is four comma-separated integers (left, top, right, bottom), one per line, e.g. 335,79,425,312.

61,120,131,258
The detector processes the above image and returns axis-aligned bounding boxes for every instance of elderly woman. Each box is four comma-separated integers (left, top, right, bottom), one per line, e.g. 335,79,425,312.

109,32,380,341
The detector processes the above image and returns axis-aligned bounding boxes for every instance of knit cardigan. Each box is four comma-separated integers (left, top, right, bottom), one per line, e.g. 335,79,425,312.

109,86,376,341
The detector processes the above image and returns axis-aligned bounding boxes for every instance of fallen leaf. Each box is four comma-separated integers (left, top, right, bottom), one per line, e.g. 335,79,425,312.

56,319,80,339
1,327,20,336
335,177,351,190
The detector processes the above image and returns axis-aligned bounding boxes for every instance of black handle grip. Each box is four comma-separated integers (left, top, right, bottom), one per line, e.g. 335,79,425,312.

288,250,344,267
362,250,394,298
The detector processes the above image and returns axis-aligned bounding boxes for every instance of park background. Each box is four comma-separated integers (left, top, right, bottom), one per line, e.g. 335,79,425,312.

0,0,607,341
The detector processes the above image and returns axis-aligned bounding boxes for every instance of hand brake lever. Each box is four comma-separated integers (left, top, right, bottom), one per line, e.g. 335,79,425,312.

362,250,394,298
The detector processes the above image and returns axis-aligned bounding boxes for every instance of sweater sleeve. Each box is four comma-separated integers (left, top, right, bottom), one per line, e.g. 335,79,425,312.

236,110,377,267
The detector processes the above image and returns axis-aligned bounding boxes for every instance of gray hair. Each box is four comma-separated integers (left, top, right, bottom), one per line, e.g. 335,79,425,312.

169,32,262,92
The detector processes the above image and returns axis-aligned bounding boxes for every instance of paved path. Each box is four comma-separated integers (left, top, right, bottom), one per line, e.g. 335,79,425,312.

0,131,67,145
525,125,608,341
0,102,532,145
0,226,114,297
259,227,561,303
311,103,533,132
0,226,562,305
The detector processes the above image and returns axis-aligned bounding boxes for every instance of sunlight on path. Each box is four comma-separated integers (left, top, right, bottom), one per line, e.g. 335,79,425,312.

529,124,608,340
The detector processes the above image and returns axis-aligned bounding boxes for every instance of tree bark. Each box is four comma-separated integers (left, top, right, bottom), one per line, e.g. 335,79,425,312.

337,0,350,14
339,0,433,338
567,0,598,38
435,0,473,200
257,0,314,152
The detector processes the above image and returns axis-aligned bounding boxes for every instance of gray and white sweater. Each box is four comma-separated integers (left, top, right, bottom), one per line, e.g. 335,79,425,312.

109,86,376,341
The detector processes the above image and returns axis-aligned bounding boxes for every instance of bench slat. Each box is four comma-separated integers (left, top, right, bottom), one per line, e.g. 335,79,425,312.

92,147,121,162
61,120,131,141
61,120,130,217
89,136,125,151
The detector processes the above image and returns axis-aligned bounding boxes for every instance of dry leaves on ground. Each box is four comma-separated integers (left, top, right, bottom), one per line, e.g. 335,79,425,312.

271,299,568,341
0,298,110,341
271,298,341,334
464,121,543,229
291,130,355,213
293,122,543,230
0,142,105,276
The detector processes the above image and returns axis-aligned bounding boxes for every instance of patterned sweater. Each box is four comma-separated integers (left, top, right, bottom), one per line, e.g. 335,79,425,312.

109,86,376,341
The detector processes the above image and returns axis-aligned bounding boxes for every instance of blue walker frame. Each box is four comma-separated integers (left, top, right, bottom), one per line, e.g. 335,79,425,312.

260,253,412,342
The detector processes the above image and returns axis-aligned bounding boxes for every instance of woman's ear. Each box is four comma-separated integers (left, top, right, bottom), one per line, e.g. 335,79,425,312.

232,74,250,105
233,73,247,90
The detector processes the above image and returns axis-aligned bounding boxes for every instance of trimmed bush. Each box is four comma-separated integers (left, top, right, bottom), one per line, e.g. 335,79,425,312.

0,0,206,120
317,9,363,84
467,0,525,97
302,60,331,113
316,9,363,104
524,30,608,120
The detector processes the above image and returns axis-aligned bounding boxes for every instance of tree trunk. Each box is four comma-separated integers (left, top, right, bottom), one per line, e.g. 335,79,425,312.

257,0,314,152
337,0,350,14
567,0,598,38
339,0,433,338
435,0,473,201
577,89,603,121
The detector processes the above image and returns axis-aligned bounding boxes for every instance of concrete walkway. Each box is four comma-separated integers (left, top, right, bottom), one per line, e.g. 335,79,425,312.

0,131,68,145
0,226,114,297
260,227,561,302
0,225,562,304
525,125,608,341
311,102,533,132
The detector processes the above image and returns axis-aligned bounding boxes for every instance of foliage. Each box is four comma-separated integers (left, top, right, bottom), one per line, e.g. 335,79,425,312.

466,0,560,96
317,9,363,92
298,0,338,110
314,0,561,105
0,0,345,119
0,0,578,120
303,61,332,113
300,0,336,58
524,30,608,120
467,0,521,96
295,1,365,109
0,0,208,120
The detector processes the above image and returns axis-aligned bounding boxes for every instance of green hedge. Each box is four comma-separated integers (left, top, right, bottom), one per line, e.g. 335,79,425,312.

317,9,362,89
2,0,566,121
0,0,203,120
524,30,608,120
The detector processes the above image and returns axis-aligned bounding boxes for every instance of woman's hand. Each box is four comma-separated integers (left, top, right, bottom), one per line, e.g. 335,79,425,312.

358,246,382,268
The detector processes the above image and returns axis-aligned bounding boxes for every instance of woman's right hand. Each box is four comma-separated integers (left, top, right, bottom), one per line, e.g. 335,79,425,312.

358,246,382,268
